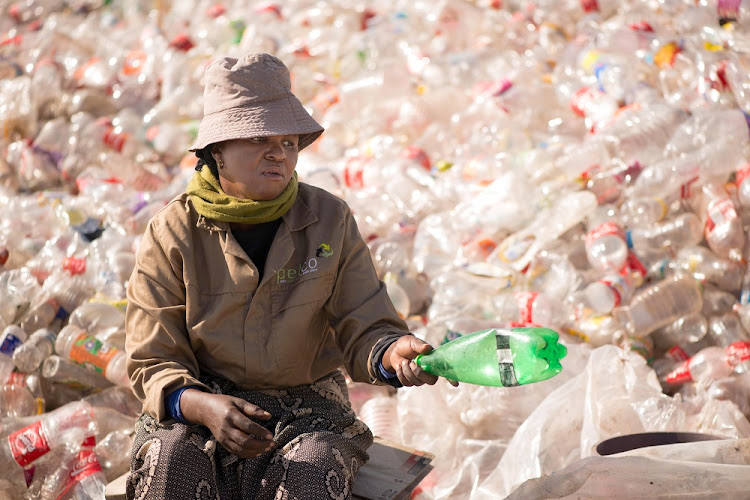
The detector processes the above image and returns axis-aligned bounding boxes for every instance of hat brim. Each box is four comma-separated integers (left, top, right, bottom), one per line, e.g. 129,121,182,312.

190,93,324,152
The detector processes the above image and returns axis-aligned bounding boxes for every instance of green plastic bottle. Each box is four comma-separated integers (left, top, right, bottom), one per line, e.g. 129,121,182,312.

414,327,568,387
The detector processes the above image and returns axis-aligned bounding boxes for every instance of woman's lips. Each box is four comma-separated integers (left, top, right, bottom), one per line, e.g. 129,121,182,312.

262,170,284,178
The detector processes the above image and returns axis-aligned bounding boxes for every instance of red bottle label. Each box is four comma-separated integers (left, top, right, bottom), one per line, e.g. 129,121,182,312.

63,257,87,275
705,198,738,239
667,345,690,362
514,291,539,325
58,437,102,498
736,164,750,187
585,221,625,249
8,421,51,467
665,360,692,384
727,341,750,363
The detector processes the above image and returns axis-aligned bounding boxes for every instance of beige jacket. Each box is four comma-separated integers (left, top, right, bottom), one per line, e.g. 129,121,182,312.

125,183,408,421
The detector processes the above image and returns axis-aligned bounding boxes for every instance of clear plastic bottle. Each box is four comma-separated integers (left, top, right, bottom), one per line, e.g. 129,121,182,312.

0,400,95,492
57,436,106,500
0,325,28,384
490,190,598,272
41,355,113,392
55,324,129,388
709,313,750,362
652,312,711,362
700,182,745,261
626,212,704,257
585,160,644,205
585,221,628,272
13,327,57,373
612,274,704,337
82,386,142,417
662,346,735,386
701,284,739,317
0,384,38,418
584,272,635,314
358,395,400,443
95,428,134,481
67,301,126,345
492,291,566,328
672,245,744,293
19,297,61,333
383,272,411,320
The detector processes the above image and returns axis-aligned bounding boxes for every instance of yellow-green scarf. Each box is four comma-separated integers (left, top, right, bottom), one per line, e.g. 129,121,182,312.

186,167,298,224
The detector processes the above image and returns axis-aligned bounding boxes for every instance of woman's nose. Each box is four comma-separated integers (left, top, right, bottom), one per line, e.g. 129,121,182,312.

264,142,286,161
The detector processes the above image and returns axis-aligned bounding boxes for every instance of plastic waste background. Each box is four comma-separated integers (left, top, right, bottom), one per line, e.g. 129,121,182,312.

3,0,750,498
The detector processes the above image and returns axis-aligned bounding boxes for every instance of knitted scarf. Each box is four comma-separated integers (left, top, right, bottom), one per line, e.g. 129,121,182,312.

186,166,298,224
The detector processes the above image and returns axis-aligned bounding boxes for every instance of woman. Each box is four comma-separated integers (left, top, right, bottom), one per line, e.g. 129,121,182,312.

125,53,451,500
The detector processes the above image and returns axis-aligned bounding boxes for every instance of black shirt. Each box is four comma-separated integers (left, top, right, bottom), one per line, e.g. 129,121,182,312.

231,218,283,280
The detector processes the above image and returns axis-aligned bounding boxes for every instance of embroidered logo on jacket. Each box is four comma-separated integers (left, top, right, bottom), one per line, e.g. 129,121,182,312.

277,257,319,284
316,243,333,258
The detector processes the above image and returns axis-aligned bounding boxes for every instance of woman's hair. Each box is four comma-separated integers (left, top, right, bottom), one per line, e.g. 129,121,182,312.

194,146,220,179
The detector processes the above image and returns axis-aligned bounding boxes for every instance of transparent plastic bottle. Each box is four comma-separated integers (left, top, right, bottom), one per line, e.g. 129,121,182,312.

0,400,95,492
415,327,568,387
41,355,113,392
612,274,704,337
585,160,644,205
585,221,628,272
490,190,598,272
0,325,28,384
67,301,126,345
700,182,745,261
492,291,566,328
652,312,711,362
95,428,134,481
82,386,142,417
672,245,744,292
383,272,411,320
584,272,635,314
662,346,735,386
701,284,739,317
55,324,129,388
57,436,106,500
13,327,57,373
620,196,673,226
358,395,400,443
626,212,704,257
19,297,61,333
709,314,750,374
0,384,38,418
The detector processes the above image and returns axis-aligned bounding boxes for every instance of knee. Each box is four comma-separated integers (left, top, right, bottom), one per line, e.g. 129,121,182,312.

127,427,218,500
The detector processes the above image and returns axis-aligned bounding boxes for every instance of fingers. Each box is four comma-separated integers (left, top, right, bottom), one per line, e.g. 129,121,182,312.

230,400,274,440
396,359,439,387
223,428,274,459
237,399,272,421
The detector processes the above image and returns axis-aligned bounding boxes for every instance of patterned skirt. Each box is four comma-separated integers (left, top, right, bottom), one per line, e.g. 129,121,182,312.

125,371,373,500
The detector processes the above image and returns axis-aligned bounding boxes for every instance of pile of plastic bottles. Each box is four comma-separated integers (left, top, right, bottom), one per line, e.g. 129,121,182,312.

2,0,750,498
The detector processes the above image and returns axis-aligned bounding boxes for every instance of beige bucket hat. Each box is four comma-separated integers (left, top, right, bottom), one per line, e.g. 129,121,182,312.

190,53,324,152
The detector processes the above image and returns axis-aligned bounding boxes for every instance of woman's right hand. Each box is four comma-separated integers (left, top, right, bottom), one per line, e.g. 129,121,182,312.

180,389,274,458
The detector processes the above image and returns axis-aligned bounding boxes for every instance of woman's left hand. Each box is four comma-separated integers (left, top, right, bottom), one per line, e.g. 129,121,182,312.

382,335,458,387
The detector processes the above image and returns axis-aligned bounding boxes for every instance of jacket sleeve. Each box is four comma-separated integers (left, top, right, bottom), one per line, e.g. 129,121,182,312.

325,205,410,384
125,216,210,422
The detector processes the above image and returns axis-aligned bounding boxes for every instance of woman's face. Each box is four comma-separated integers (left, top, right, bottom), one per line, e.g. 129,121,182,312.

212,134,299,201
